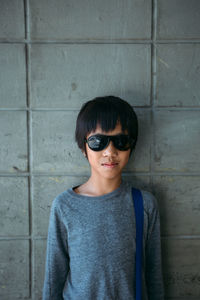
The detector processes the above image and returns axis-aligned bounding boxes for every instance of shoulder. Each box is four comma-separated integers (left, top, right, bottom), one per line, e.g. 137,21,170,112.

50,189,72,217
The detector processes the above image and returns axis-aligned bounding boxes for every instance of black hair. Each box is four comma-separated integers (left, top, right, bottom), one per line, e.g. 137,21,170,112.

75,96,138,152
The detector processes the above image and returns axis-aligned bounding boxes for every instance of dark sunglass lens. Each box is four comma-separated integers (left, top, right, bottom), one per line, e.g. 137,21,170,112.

88,135,108,151
114,135,130,150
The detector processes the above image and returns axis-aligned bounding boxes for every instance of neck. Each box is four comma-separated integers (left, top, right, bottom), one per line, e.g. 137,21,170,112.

77,174,122,197
89,176,122,196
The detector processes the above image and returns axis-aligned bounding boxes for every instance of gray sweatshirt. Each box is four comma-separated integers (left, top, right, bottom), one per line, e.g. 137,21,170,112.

43,181,164,300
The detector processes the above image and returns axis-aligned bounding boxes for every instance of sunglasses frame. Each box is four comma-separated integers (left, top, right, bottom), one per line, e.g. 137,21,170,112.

85,134,134,151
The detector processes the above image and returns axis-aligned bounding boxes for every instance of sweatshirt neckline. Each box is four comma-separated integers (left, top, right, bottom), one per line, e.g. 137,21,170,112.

68,180,126,201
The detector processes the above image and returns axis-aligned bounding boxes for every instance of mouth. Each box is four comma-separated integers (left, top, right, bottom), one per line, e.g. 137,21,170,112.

101,162,119,168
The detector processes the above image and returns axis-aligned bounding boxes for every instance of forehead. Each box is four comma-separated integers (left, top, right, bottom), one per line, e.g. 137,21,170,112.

88,122,127,137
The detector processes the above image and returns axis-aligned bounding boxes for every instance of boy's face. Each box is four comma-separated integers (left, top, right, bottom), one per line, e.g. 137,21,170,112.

84,122,131,181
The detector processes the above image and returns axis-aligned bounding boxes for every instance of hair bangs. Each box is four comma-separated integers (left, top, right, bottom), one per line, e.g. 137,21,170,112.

93,106,119,133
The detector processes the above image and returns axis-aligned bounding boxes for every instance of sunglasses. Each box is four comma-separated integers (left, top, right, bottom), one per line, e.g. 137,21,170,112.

85,134,135,151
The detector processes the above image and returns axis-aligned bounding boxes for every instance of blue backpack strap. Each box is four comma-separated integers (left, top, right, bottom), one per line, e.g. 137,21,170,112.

132,188,144,300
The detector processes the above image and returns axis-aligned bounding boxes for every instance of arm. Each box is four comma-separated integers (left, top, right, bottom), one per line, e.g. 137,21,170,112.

145,194,164,300
43,198,69,300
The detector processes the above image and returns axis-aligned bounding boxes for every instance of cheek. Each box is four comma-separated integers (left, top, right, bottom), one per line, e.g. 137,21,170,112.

121,151,131,165
86,147,101,164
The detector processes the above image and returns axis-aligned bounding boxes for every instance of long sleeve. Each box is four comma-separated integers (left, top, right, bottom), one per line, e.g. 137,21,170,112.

43,198,69,300
145,194,164,300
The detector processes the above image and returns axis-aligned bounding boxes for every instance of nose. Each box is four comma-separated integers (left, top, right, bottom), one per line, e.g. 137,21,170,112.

103,141,118,156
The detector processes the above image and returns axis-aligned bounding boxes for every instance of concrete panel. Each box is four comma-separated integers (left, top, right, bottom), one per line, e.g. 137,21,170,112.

125,109,151,172
157,0,200,39
152,176,200,236
156,44,200,107
0,111,28,173
0,44,26,108
162,239,200,297
0,240,29,299
0,177,29,236
33,239,46,300
0,0,25,39
30,0,151,40
154,110,200,172
30,44,151,108
33,175,88,236
32,110,90,174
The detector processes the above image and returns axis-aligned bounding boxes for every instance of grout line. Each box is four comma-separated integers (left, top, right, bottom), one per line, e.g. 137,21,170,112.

0,39,153,44
24,0,28,40
24,0,33,298
0,39,200,44
2,106,200,111
25,0,30,42
150,0,158,188
26,104,32,299
161,235,200,240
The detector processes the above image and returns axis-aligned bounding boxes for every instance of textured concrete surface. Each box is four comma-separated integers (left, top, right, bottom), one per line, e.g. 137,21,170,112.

0,111,28,173
162,239,200,297
30,44,151,108
32,110,87,173
125,110,151,172
30,0,151,40
157,0,200,39
0,177,29,236
153,176,200,236
0,0,200,299
33,239,46,300
156,44,200,106
0,0,25,39
154,110,200,172
0,44,26,108
0,240,29,299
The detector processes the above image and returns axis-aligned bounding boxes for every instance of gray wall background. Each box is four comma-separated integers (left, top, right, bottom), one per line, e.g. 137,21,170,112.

0,0,200,299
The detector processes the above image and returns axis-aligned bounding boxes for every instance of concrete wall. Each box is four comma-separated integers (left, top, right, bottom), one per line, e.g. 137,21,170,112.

0,0,200,299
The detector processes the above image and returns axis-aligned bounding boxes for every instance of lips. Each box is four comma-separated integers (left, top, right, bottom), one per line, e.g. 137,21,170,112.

101,162,119,168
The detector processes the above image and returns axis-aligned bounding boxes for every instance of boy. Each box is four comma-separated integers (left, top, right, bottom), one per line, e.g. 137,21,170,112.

43,96,164,300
